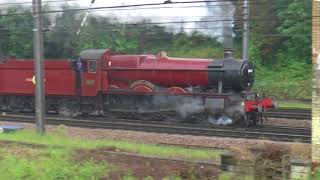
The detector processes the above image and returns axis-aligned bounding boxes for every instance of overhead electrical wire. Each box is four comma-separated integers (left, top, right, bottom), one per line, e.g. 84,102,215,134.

0,0,311,38
0,15,312,30
0,0,311,17
0,27,311,38
0,0,308,6
0,0,81,6
0,0,311,34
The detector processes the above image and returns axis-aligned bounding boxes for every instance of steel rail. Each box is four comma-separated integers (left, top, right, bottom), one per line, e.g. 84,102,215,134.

0,112,310,134
267,109,311,119
0,114,311,143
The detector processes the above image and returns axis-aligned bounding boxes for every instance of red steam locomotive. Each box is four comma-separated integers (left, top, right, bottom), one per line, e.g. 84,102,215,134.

0,49,275,126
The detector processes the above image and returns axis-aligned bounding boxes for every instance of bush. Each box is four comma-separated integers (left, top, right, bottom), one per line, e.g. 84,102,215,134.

253,56,311,99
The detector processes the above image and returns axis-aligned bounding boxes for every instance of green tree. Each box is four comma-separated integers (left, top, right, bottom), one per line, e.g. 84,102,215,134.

45,4,82,58
276,0,311,63
0,5,51,58
0,6,34,58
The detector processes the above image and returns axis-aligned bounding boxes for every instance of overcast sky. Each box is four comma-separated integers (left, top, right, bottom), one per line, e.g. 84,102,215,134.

63,0,211,25
1,0,234,38
2,0,210,20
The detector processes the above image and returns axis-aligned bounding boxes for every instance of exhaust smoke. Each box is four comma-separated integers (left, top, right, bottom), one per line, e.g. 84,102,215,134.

150,95,205,118
208,115,233,125
200,1,235,46
175,97,205,118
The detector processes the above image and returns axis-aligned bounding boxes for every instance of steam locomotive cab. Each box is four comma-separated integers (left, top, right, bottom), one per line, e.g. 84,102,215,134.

72,57,100,97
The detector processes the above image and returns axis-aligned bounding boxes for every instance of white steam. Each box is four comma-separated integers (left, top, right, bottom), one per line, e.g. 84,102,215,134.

58,105,81,118
2,0,236,41
149,95,242,125
150,96,205,118
198,1,235,43
208,115,233,125
2,0,234,40
225,104,245,117
175,98,205,118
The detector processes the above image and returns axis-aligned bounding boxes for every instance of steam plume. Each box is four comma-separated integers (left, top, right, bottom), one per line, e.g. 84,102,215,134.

198,0,235,44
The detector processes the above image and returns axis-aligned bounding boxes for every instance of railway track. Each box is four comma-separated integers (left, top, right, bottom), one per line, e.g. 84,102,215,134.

267,109,311,119
0,114,311,143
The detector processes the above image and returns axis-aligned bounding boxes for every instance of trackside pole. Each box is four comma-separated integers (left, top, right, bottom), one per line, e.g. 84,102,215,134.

33,0,45,134
242,0,249,61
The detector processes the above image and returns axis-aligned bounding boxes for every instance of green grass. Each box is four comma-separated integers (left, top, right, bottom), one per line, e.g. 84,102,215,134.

312,169,320,180
0,147,109,180
0,130,223,161
277,102,311,109
218,173,233,180
217,172,254,180
121,174,183,180
0,130,224,179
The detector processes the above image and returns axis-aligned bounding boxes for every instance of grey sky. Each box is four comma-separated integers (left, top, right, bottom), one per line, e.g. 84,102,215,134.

0,0,234,38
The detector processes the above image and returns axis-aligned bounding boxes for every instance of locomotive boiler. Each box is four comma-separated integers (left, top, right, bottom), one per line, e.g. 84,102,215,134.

102,49,255,94
0,48,275,126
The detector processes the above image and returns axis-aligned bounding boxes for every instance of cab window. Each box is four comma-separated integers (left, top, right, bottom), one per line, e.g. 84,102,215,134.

72,59,87,72
88,60,97,73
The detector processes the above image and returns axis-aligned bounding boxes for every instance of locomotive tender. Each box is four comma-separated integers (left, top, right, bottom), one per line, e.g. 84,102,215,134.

0,49,275,126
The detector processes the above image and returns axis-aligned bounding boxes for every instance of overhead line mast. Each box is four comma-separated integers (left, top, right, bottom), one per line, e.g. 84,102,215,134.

33,0,45,134
242,0,249,61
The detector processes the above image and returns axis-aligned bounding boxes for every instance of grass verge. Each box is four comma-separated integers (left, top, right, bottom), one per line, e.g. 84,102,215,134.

0,130,223,179
0,129,223,161
313,169,320,180
0,146,109,179
277,101,311,109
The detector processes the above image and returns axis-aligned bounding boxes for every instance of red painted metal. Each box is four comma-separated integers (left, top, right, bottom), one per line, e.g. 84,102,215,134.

104,54,211,91
244,97,275,112
0,49,275,122
133,85,153,93
81,60,99,96
0,59,76,96
258,97,275,110
166,87,187,94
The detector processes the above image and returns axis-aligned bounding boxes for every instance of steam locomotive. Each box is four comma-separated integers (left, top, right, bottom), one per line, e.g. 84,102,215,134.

0,48,275,126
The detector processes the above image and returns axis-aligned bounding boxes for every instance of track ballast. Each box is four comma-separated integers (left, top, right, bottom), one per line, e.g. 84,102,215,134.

0,113,311,143
267,109,311,119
